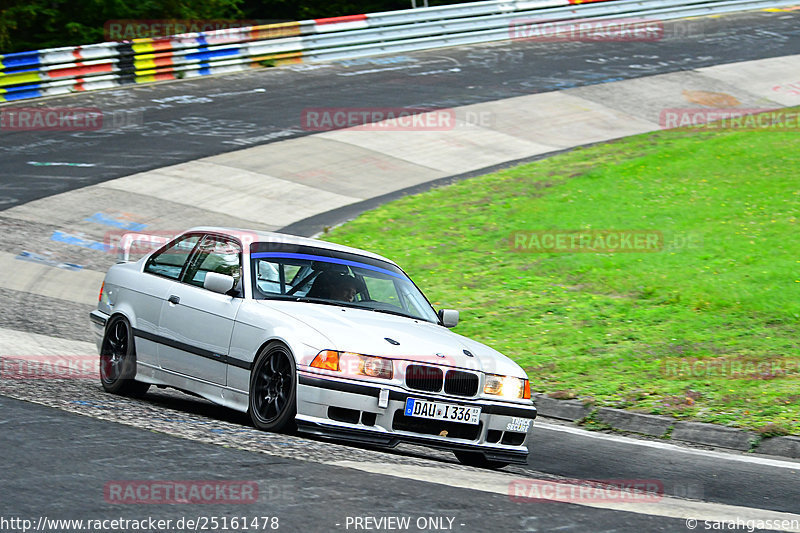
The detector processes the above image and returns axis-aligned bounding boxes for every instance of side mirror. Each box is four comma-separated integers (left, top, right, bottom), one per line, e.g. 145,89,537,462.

438,309,459,328
204,272,235,294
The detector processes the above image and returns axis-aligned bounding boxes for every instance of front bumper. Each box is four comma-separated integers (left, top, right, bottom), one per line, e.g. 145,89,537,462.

295,371,537,464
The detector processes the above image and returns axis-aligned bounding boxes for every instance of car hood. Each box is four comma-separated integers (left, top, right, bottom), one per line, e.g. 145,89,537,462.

258,300,526,378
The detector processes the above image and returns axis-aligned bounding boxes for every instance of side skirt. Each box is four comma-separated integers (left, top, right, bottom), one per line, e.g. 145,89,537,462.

136,362,250,413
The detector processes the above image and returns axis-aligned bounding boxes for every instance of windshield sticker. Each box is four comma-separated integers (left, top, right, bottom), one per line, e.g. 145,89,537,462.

251,252,406,280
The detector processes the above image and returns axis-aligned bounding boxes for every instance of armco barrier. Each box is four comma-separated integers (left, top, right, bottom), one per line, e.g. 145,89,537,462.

1,0,797,103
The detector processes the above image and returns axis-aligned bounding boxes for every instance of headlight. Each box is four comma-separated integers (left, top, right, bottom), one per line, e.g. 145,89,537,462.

484,374,530,400
310,350,393,380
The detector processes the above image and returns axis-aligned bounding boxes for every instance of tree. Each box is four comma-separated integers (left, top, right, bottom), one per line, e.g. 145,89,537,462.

0,0,245,53
0,0,482,54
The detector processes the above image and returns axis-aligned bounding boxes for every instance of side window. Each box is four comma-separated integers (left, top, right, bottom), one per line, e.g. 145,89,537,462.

363,276,400,307
398,283,430,317
182,236,242,290
255,259,303,296
144,235,200,280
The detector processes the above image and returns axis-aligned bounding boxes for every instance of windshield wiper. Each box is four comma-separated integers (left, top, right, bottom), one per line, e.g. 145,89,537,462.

292,297,371,310
264,296,432,322
369,308,426,321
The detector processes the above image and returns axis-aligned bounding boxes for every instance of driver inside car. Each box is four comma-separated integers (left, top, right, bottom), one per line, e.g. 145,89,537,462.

307,271,364,302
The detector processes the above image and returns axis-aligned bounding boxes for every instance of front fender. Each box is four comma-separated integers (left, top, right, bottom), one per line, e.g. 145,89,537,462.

226,301,333,393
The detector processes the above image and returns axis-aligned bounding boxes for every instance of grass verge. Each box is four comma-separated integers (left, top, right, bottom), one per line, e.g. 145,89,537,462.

325,112,800,435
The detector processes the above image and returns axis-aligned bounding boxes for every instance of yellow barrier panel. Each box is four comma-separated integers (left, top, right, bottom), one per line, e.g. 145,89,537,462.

133,59,159,70
131,42,157,54
135,73,178,83
249,21,302,39
0,71,43,88
251,51,303,66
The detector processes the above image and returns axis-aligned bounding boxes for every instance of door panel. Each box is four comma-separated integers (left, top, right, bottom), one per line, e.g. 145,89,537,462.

156,234,244,386
133,234,201,366
125,276,175,367
157,283,241,385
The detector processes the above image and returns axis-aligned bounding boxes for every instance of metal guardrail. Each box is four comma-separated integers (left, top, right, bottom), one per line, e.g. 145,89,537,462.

0,0,796,103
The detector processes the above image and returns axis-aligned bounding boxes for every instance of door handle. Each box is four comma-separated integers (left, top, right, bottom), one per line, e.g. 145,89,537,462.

168,295,180,305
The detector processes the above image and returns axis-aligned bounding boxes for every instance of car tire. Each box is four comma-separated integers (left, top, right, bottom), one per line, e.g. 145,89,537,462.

249,342,297,432
99,316,150,397
453,450,509,469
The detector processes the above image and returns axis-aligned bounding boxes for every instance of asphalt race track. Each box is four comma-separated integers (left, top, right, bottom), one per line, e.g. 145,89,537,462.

1,8,800,533
0,397,690,532
1,10,799,208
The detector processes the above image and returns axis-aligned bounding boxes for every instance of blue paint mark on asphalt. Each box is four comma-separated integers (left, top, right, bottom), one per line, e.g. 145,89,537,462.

209,428,261,435
70,400,123,410
51,230,113,252
85,212,147,231
153,417,213,424
15,251,83,271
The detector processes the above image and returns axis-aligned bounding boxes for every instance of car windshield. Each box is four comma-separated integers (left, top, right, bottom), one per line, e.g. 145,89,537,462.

250,246,439,323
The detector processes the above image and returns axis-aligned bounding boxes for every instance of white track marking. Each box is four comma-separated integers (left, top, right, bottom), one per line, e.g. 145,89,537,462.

537,422,800,470
0,327,96,356
0,252,103,305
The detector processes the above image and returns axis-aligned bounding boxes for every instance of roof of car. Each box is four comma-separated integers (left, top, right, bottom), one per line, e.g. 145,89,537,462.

188,226,396,265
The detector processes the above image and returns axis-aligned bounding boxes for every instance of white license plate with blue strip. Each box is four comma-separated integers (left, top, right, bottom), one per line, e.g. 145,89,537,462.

404,398,481,425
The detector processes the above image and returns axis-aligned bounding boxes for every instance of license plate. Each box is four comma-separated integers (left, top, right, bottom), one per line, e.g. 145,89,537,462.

404,398,481,425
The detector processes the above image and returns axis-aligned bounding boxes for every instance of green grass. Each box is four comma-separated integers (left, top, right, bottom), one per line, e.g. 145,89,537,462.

324,112,800,436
